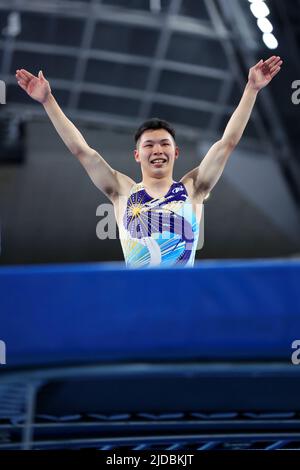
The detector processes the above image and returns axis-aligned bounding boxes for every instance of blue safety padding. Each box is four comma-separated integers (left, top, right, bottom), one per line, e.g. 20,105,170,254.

0,259,300,366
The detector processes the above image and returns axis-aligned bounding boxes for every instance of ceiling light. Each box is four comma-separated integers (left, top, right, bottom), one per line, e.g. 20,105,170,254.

250,1,270,19
257,17,273,33
262,32,278,49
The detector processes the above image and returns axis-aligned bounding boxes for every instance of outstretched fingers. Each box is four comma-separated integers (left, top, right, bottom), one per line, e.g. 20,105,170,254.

16,70,29,84
270,66,281,78
16,80,28,91
20,68,35,79
16,69,35,83
265,56,282,68
266,56,282,78
254,59,263,68
269,59,283,72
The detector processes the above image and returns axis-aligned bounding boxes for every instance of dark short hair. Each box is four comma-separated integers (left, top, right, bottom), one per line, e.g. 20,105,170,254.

134,118,176,145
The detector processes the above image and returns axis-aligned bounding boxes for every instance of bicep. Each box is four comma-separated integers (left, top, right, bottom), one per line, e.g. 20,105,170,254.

76,146,134,201
181,139,234,196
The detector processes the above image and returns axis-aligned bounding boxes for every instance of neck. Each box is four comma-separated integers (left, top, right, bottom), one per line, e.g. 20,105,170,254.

142,175,174,191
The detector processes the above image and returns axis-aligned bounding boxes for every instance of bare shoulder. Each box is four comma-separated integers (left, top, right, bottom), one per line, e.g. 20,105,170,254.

112,174,136,224
180,172,194,195
180,170,204,204
112,171,136,203
76,146,135,202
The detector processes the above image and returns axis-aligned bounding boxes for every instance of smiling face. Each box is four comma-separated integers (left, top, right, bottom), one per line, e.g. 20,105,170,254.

134,129,179,179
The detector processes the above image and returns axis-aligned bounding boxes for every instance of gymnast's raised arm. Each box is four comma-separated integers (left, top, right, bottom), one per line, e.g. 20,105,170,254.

181,56,282,199
15,69,134,202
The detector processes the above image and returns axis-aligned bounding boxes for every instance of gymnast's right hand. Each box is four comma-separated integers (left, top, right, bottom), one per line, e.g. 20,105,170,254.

15,69,51,104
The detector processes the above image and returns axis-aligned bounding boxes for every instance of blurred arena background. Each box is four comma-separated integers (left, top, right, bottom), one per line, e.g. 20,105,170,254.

1,0,300,453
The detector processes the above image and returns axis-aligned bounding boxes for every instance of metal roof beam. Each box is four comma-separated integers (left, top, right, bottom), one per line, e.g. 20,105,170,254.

68,0,100,111
0,1,231,39
5,76,233,114
139,0,183,119
2,102,263,152
3,40,231,80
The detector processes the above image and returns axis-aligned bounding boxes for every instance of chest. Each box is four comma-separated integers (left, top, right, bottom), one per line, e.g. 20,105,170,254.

114,185,203,230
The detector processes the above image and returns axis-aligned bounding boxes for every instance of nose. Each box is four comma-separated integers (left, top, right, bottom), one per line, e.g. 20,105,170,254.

153,144,163,155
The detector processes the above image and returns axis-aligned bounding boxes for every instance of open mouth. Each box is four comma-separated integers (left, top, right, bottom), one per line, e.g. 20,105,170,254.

150,158,167,165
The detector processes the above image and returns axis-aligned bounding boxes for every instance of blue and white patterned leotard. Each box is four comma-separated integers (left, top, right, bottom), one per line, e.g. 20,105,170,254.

120,181,199,268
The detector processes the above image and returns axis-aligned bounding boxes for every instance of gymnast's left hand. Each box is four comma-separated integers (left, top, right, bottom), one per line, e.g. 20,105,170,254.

248,56,283,91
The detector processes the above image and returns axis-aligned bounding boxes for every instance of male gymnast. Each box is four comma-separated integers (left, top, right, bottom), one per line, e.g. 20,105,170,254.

16,56,282,267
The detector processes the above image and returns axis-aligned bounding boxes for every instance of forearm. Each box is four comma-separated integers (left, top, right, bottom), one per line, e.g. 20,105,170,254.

42,94,88,155
222,82,258,147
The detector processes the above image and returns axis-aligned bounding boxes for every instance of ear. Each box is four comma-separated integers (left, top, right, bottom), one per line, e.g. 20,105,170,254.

175,146,179,160
134,149,140,163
